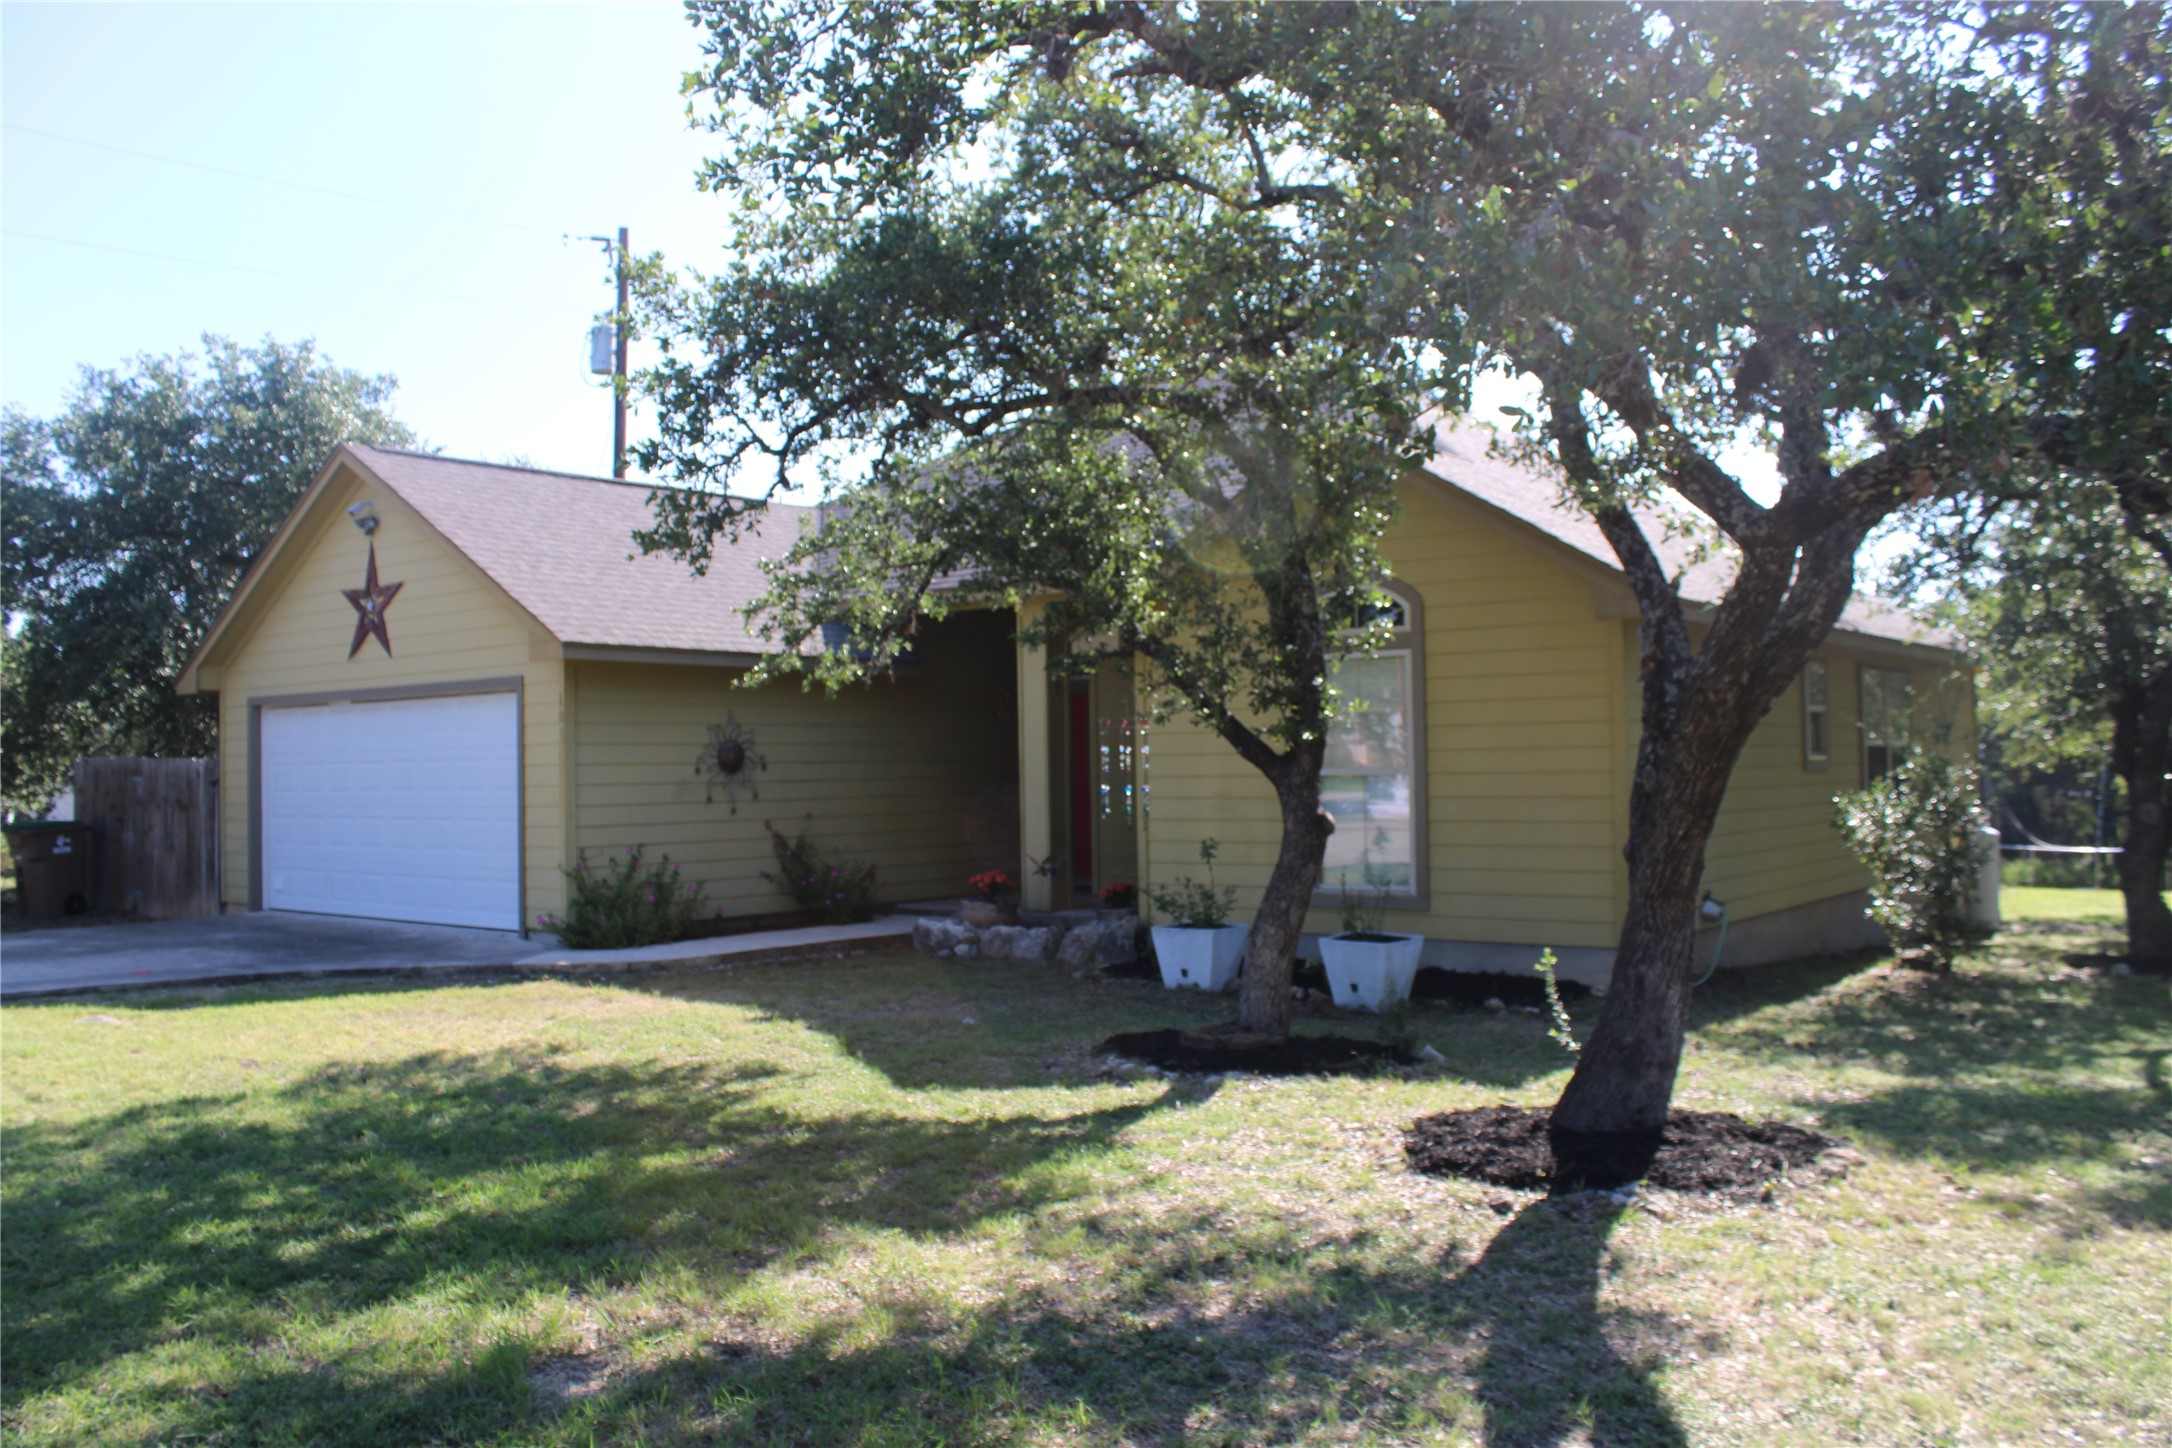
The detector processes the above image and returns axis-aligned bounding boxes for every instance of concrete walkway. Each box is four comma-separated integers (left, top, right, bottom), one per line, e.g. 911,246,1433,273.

0,911,913,1000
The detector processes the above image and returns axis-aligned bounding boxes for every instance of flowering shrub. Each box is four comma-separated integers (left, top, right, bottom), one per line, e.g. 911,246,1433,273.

540,846,710,949
762,816,881,923
968,869,1016,903
1097,880,1138,911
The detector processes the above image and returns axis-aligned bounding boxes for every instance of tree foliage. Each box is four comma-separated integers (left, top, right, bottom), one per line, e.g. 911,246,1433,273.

1,337,415,810
1956,486,2172,961
638,7,1428,1034
1885,4,2172,963
642,2,2060,1163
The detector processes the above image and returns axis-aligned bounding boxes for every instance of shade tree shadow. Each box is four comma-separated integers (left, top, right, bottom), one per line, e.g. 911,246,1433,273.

554,1198,1684,1447
72,1195,1687,1447
2,1046,1178,1434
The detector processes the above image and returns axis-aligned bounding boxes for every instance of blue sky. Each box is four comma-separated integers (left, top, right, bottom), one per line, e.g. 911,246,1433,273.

2,2,1793,518
3,2,725,481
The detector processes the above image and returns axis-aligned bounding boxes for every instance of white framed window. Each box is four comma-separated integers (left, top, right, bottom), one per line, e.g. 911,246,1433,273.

1318,583,1425,903
1803,659,1831,768
1860,665,1911,785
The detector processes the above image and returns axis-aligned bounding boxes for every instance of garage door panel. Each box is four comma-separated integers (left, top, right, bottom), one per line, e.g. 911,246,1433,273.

261,692,520,930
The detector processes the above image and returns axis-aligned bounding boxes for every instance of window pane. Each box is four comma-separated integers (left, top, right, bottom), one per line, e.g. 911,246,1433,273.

1804,660,1830,763
1321,652,1415,891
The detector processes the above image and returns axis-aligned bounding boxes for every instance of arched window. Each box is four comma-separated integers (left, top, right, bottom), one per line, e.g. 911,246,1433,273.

1317,581,1427,906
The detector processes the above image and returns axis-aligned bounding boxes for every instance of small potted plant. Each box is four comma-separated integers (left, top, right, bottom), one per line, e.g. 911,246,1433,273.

1148,839,1246,991
962,869,1016,928
1097,880,1138,913
1319,884,1425,1012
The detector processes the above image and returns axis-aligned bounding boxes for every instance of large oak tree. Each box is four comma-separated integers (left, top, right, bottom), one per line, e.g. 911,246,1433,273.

2,337,415,811
646,2,2045,1179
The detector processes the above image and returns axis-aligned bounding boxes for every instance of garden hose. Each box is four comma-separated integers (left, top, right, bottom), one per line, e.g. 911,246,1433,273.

1690,893,1730,988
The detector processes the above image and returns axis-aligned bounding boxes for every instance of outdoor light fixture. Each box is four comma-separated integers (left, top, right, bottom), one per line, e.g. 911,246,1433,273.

347,500,379,535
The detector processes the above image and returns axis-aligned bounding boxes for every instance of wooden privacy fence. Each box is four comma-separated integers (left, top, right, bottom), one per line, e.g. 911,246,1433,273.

71,756,220,919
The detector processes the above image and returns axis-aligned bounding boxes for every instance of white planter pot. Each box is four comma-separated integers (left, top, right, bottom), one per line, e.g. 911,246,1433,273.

1320,932,1426,1012
1151,923,1248,992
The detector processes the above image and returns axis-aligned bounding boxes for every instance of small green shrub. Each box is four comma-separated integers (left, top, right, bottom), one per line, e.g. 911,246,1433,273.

1336,884,1392,938
1835,752,1994,972
762,816,881,923
1149,837,1237,928
1532,948,1580,1054
541,847,710,949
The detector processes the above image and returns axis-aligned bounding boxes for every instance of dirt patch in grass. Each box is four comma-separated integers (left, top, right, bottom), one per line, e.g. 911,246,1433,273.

2061,949,2172,977
1404,1105,1843,1198
527,1352,613,1404
1099,1026,1414,1076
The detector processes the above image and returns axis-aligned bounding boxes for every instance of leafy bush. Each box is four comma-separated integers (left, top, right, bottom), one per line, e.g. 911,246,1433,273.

1835,752,1994,972
541,847,710,949
1336,884,1392,938
1149,838,1238,929
762,817,881,923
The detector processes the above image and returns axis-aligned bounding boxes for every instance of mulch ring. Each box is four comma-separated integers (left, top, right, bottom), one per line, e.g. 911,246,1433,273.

1099,1026,1415,1076
1404,1104,1845,1201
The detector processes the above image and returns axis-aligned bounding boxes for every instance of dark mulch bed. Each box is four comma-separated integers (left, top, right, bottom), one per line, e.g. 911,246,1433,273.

1404,1104,1840,1197
1103,955,1161,981
1104,958,1597,1009
1099,1027,1415,1076
1409,966,1592,1008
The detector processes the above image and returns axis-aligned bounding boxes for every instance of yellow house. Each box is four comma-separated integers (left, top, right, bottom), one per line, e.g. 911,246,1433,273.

177,445,1019,934
180,430,1966,985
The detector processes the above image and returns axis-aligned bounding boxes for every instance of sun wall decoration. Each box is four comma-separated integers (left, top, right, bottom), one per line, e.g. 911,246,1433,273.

694,714,767,812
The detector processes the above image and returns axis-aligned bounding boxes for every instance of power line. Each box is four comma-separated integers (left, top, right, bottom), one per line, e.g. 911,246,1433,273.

3,228,593,316
3,122,573,240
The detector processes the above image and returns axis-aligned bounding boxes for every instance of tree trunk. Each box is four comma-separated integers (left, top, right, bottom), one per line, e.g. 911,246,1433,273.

1234,758,1332,1037
1548,708,1747,1186
2112,673,2172,970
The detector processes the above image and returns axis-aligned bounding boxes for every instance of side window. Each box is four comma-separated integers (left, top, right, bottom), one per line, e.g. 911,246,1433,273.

1320,585,1423,898
1803,659,1831,768
1860,666,1911,785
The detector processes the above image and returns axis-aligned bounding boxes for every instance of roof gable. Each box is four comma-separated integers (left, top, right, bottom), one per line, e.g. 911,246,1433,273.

346,445,811,657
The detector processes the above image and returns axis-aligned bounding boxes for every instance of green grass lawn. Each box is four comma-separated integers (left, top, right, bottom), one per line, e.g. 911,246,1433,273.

4,911,2167,1446
2002,883,2154,925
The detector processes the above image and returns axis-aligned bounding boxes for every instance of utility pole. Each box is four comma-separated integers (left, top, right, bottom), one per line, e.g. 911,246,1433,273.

581,227,631,478
612,226,629,479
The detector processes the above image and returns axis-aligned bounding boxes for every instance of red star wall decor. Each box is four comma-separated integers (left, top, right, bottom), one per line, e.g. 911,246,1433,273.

342,543,404,658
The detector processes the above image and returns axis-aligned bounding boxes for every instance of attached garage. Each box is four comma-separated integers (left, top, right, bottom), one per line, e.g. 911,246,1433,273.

176,443,1022,937
258,690,521,930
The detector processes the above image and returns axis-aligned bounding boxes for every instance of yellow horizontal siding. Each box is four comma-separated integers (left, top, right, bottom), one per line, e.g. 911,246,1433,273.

1137,472,1979,955
210,468,568,922
1702,645,1976,922
1141,475,1626,951
569,610,1018,919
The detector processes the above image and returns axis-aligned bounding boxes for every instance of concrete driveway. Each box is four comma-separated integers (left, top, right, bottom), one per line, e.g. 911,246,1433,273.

0,912,541,999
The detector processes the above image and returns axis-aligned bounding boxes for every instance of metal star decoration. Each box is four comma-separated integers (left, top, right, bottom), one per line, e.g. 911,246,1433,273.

342,543,404,658
694,713,766,812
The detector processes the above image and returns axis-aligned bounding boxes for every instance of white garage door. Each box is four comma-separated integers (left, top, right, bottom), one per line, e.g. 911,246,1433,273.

261,691,520,930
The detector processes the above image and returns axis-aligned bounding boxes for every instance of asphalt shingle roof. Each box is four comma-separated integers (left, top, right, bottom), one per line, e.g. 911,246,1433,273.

351,431,1953,658
351,444,810,657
